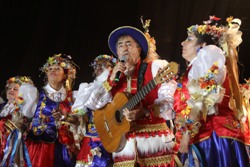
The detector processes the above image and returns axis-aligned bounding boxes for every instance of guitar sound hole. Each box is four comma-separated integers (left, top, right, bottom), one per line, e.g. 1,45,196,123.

115,110,122,123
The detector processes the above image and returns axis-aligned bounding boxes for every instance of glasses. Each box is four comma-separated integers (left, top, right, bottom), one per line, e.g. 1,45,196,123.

93,64,106,69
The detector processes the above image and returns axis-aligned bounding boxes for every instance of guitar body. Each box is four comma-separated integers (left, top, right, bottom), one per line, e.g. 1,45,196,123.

94,92,130,153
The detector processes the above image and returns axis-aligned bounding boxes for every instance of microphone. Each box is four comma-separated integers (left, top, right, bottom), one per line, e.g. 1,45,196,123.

115,55,126,82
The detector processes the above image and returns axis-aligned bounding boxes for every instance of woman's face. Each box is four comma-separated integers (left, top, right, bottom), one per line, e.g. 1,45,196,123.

181,32,201,62
46,64,66,84
68,65,76,80
93,59,112,77
6,83,20,102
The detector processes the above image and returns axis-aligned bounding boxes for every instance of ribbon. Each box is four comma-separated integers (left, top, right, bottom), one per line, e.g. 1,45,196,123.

0,129,32,167
188,144,203,167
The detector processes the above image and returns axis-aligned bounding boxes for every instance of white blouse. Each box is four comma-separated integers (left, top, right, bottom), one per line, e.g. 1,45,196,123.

187,45,227,115
188,45,226,84
152,59,177,120
72,69,112,114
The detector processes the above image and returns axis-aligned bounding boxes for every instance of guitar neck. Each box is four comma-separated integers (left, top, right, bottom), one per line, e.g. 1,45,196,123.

122,79,157,111
117,61,178,120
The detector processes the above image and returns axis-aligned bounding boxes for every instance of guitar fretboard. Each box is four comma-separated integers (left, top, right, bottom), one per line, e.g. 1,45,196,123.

118,79,157,119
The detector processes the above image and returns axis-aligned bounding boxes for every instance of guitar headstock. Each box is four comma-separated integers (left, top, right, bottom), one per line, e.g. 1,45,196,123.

154,61,179,84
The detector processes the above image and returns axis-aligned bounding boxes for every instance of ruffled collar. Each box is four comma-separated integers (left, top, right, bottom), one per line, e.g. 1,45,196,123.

44,83,66,102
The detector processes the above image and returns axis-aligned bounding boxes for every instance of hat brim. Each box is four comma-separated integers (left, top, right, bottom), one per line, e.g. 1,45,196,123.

108,26,148,59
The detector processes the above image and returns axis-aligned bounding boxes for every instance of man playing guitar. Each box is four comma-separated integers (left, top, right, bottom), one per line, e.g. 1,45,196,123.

99,26,178,166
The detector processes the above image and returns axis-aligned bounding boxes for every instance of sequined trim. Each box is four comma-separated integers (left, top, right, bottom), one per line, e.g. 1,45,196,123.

138,154,174,166
134,123,168,133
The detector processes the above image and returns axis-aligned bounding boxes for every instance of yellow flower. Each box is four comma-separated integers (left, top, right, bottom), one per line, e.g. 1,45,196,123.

206,87,212,92
213,69,218,74
41,102,46,108
181,106,191,116
48,57,54,64
61,62,66,67
198,25,207,34
226,16,233,25
10,77,15,82
54,53,61,57
197,26,203,34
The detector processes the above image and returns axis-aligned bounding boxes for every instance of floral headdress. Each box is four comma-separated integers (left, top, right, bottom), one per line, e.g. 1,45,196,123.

40,53,78,76
187,16,225,45
90,54,117,67
187,16,242,51
6,76,34,88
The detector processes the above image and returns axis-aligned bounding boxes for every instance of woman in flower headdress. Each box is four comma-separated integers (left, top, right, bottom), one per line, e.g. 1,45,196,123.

72,54,117,167
173,16,249,166
26,53,79,167
0,76,38,166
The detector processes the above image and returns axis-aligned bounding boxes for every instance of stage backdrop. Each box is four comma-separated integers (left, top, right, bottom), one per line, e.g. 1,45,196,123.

0,0,249,97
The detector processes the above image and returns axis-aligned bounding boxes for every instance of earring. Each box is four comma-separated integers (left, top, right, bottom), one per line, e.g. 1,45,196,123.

196,46,202,53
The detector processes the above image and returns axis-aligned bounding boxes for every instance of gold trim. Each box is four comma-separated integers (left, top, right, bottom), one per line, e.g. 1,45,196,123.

192,133,245,145
133,123,168,133
138,154,174,166
113,159,136,167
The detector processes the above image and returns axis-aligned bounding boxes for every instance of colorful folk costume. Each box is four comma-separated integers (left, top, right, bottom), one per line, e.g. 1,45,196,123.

72,55,117,167
0,76,38,167
104,25,178,167
174,16,249,167
107,59,177,167
26,54,78,167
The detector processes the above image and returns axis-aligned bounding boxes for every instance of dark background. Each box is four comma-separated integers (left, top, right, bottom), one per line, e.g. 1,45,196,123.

0,0,250,95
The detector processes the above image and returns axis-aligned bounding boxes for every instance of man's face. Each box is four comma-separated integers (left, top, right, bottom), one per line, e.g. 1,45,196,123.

116,35,141,68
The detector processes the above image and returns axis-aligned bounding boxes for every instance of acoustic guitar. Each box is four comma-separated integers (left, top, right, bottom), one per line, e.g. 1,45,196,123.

94,61,179,153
